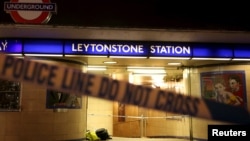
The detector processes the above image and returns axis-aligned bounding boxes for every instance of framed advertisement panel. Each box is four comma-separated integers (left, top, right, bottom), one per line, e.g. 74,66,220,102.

0,79,21,111
200,71,247,109
46,90,81,109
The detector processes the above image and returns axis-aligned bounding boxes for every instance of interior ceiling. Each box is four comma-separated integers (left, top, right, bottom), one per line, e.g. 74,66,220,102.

84,57,232,67
69,56,241,77
71,53,245,70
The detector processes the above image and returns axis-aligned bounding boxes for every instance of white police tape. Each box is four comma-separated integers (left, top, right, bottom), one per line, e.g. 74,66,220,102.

0,53,249,124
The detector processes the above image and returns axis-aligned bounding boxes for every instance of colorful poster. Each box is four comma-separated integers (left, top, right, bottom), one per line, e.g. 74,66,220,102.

200,71,247,109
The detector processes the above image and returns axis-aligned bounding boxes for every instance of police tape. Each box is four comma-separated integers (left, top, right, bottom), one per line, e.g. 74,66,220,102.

0,53,249,124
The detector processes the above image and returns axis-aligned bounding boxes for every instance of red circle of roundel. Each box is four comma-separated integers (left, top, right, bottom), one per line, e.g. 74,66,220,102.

10,0,51,24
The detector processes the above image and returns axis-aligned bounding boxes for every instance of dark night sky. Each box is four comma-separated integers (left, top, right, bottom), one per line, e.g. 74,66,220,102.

1,0,250,31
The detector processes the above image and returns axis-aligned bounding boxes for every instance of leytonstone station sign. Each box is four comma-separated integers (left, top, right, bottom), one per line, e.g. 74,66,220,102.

1,38,250,60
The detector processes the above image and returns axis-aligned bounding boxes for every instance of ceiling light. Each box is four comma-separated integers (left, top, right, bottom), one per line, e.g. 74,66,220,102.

127,66,166,74
24,54,63,57
5,54,22,56
150,57,191,60
103,61,117,64
64,55,107,57
192,57,231,60
167,62,181,66
232,58,250,61
132,73,166,76
87,66,106,71
110,56,147,58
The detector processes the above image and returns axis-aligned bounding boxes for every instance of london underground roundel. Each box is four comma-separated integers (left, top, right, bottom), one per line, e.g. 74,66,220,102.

4,0,57,24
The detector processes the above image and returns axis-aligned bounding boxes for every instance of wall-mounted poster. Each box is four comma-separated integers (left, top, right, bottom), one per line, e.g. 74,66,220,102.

0,79,21,111
46,90,81,109
200,71,247,109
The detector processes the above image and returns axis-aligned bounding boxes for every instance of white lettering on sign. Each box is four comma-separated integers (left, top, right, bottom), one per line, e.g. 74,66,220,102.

150,46,191,54
5,3,55,11
0,40,8,51
71,43,144,53
212,129,247,136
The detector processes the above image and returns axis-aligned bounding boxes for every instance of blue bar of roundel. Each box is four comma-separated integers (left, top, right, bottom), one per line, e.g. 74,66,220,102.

192,44,233,58
0,39,22,53
24,40,63,54
234,45,250,58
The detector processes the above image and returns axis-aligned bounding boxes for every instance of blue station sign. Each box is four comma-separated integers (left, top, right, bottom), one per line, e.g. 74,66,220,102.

23,39,63,55
233,45,250,58
0,39,22,54
192,43,233,58
1,38,250,60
